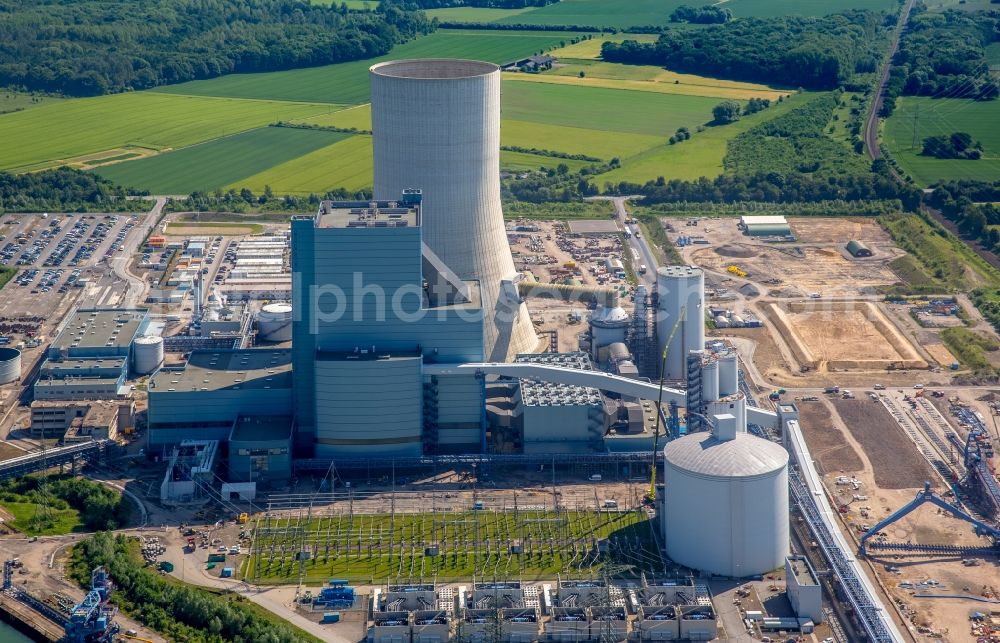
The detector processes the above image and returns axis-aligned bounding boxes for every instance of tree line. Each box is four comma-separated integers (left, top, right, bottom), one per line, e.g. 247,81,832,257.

0,168,147,214
0,475,131,531
881,9,999,116
390,0,556,7
72,532,318,643
600,10,889,90
669,5,731,24
0,0,432,96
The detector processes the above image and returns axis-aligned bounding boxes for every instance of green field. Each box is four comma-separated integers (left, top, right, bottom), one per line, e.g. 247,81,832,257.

499,151,593,172
94,127,352,194
0,90,61,114
0,93,332,172
0,501,82,536
884,96,1000,185
232,135,374,194
601,92,811,183
247,509,660,584
156,30,576,105
424,6,535,22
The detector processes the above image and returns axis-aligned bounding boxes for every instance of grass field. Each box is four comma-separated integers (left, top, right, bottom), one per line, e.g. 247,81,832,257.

548,35,659,60
232,135,374,194
600,92,812,184
164,222,266,236
94,127,352,194
510,64,787,100
424,6,535,22
502,120,661,159
499,151,593,172
0,91,61,114
0,93,332,173
157,30,577,105
247,509,660,584
0,501,81,536
884,96,1000,185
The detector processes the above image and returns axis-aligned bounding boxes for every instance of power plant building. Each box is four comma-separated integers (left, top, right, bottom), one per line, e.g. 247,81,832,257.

370,59,538,362
656,266,705,381
516,352,605,453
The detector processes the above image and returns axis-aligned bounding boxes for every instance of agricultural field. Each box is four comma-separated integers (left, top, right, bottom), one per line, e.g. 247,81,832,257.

156,30,577,105
247,509,660,584
423,6,535,22
548,35,660,60
0,90,61,114
232,135,374,195
599,92,811,183
94,127,352,195
884,96,1000,185
0,92,331,173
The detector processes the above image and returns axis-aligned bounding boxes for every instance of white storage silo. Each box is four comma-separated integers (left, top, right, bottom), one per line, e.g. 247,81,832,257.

132,335,164,375
656,266,704,380
370,59,538,361
662,414,789,577
0,347,21,384
705,395,746,434
701,358,719,403
258,302,293,342
719,351,739,397
590,305,630,351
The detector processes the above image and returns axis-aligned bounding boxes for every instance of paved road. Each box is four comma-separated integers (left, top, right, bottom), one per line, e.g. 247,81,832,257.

115,196,166,308
587,195,659,287
865,0,917,160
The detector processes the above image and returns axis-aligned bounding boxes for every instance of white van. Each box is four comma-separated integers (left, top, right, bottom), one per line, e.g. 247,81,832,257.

588,474,602,481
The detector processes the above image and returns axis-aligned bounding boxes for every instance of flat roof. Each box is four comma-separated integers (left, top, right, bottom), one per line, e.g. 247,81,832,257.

230,415,293,442
516,352,602,407
788,556,818,586
51,309,146,352
316,199,419,229
740,215,788,226
152,349,292,393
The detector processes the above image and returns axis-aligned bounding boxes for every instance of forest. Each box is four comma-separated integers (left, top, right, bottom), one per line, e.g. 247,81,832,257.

72,532,319,643
669,5,731,24
0,0,431,95
0,475,132,532
391,0,557,7
600,10,888,90
0,169,146,213
882,9,999,114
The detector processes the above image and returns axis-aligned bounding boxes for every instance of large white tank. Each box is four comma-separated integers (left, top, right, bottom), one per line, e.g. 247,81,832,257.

701,358,719,403
656,266,704,380
132,335,164,375
590,305,630,350
662,423,789,577
719,351,739,397
0,347,21,384
370,59,538,361
258,302,293,342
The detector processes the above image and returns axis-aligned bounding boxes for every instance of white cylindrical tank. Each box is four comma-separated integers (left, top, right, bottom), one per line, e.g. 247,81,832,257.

132,335,164,375
656,266,704,380
0,347,21,384
702,359,719,402
662,430,789,577
258,302,293,342
370,59,537,361
590,305,630,351
719,351,739,397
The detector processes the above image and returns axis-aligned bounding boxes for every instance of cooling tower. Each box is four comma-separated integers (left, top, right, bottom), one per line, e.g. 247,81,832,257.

370,59,538,361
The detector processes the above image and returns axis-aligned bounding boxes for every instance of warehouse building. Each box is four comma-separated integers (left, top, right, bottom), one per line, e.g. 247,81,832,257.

739,215,791,237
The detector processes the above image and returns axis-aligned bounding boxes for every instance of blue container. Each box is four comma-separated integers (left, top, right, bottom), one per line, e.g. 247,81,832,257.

221,567,234,578
323,612,341,623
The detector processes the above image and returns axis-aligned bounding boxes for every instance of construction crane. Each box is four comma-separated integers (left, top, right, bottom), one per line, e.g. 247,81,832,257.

647,305,685,504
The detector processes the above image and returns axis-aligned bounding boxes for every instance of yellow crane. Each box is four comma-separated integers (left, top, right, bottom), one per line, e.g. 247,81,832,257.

647,305,685,503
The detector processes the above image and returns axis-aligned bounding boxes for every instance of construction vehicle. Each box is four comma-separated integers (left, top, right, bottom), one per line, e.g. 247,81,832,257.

238,512,248,524
727,265,747,278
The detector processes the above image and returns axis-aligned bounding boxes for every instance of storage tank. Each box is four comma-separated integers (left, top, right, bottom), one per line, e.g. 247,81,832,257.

132,335,164,375
258,302,293,342
370,59,537,361
656,266,704,380
705,395,746,434
590,305,630,351
701,358,719,403
662,416,789,577
0,347,21,384
719,351,739,397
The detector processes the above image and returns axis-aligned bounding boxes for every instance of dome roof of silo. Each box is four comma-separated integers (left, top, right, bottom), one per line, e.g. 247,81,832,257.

664,432,788,479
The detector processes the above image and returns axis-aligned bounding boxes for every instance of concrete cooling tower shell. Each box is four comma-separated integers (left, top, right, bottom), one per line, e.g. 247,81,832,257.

370,59,538,361
662,432,789,577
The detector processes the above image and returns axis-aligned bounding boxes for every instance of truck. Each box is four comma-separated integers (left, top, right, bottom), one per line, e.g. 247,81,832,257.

824,386,840,394
638,264,647,275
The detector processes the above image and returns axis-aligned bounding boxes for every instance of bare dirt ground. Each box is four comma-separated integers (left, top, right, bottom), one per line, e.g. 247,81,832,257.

796,401,864,474
789,217,894,245
831,398,937,489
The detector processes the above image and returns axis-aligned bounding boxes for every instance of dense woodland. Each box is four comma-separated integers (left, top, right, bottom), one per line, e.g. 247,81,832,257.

391,0,557,7
669,5,731,24
882,9,999,115
600,10,889,90
0,0,432,95
0,475,131,531
73,533,314,643
0,169,146,213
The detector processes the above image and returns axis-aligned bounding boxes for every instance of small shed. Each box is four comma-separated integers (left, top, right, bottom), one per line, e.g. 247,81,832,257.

846,239,873,257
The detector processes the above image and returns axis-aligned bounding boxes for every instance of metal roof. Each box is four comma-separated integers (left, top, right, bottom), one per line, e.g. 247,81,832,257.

740,215,787,226
663,432,788,478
